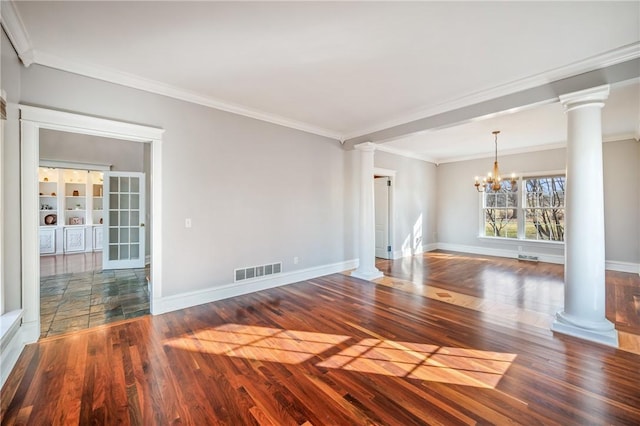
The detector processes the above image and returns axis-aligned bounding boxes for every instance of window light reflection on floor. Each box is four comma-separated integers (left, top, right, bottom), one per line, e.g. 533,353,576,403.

164,324,517,389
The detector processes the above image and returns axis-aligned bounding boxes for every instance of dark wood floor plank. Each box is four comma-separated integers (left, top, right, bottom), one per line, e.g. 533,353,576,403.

2,251,640,425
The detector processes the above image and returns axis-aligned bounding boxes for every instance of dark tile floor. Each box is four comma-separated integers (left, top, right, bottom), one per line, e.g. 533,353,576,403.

40,266,150,338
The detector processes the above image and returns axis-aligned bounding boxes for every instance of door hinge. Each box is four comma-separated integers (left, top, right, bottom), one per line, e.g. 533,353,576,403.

387,245,392,252
387,179,391,186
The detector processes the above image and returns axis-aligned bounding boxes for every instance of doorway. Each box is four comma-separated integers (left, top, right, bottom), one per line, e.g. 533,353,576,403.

374,176,391,259
37,149,149,337
374,168,396,260
20,105,163,343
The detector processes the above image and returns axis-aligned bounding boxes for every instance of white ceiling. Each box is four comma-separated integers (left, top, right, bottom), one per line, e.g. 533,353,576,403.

380,80,640,163
5,1,640,161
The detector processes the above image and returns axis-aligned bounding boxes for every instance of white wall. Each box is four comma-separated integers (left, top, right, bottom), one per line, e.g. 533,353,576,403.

436,141,640,266
1,28,22,312
603,139,640,264
18,64,354,298
39,129,145,172
374,151,437,257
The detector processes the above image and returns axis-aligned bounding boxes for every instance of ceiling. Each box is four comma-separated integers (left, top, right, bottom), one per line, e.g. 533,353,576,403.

4,1,640,162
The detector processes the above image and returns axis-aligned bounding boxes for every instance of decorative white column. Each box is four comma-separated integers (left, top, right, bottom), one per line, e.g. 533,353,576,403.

551,85,618,347
352,142,383,281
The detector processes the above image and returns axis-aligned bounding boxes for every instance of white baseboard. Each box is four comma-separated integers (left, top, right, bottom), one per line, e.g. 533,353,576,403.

604,260,640,274
423,243,438,252
435,242,639,273
153,259,359,315
0,310,24,389
393,243,435,260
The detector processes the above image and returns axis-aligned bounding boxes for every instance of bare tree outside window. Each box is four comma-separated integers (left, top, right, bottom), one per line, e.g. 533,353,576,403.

483,180,518,238
524,176,565,241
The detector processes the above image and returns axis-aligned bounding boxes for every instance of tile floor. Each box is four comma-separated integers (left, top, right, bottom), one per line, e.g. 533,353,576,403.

40,254,150,338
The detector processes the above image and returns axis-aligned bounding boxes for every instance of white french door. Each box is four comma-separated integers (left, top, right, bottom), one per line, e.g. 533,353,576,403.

374,176,391,259
103,172,146,270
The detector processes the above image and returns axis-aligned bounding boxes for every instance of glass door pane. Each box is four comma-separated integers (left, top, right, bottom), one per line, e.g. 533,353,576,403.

103,172,145,270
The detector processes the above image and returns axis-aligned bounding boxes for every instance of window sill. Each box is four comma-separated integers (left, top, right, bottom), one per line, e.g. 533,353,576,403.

477,236,564,247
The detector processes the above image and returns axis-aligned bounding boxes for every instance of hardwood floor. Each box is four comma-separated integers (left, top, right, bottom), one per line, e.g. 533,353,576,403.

376,250,640,336
2,252,640,424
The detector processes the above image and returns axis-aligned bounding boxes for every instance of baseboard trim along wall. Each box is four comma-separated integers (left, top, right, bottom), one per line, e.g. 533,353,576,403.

434,243,640,274
153,259,359,315
0,309,24,389
393,243,436,260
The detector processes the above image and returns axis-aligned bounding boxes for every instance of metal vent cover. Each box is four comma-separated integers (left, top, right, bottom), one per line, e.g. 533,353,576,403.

234,262,282,282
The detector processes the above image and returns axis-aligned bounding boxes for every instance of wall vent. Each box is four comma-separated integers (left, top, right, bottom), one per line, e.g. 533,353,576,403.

517,254,539,262
234,262,282,282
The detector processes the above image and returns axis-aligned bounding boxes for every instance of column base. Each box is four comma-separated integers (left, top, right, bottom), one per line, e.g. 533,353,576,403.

351,268,384,281
551,311,618,347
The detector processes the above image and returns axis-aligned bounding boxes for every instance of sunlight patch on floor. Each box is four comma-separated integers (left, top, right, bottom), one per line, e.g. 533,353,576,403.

164,323,517,389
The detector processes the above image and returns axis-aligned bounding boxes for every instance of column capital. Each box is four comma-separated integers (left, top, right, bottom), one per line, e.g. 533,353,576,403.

559,84,609,111
354,142,377,152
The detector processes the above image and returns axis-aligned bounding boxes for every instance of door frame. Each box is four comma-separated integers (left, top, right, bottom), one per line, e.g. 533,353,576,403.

20,105,164,342
374,167,396,259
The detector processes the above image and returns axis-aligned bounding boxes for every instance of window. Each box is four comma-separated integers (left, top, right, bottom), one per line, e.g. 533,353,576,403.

480,174,565,243
524,176,565,241
483,180,518,238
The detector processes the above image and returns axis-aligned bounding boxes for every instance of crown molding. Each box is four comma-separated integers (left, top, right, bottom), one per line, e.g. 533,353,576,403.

0,0,34,66
31,49,342,141
4,0,637,147
1,0,340,138
344,43,640,141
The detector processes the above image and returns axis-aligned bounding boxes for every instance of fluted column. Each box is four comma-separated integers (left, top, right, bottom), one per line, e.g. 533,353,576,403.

352,142,383,281
551,85,618,347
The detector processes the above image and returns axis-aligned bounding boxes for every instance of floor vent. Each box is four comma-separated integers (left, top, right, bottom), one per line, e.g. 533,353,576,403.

234,262,282,282
517,254,539,262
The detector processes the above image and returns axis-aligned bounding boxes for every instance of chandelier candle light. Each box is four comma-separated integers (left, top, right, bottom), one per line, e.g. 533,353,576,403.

474,130,517,192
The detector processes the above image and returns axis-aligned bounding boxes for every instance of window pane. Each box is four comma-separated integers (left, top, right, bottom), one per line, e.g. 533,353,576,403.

120,244,129,260
485,193,496,208
484,209,517,238
109,244,118,261
120,228,129,243
120,178,129,192
525,209,564,241
120,194,129,209
109,227,118,243
524,176,565,241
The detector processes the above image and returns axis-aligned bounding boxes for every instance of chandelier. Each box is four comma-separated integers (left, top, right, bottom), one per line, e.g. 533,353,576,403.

474,130,517,192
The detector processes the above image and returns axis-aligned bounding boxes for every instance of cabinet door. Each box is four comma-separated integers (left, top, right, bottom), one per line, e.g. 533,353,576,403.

93,226,104,251
64,227,86,253
39,228,56,254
